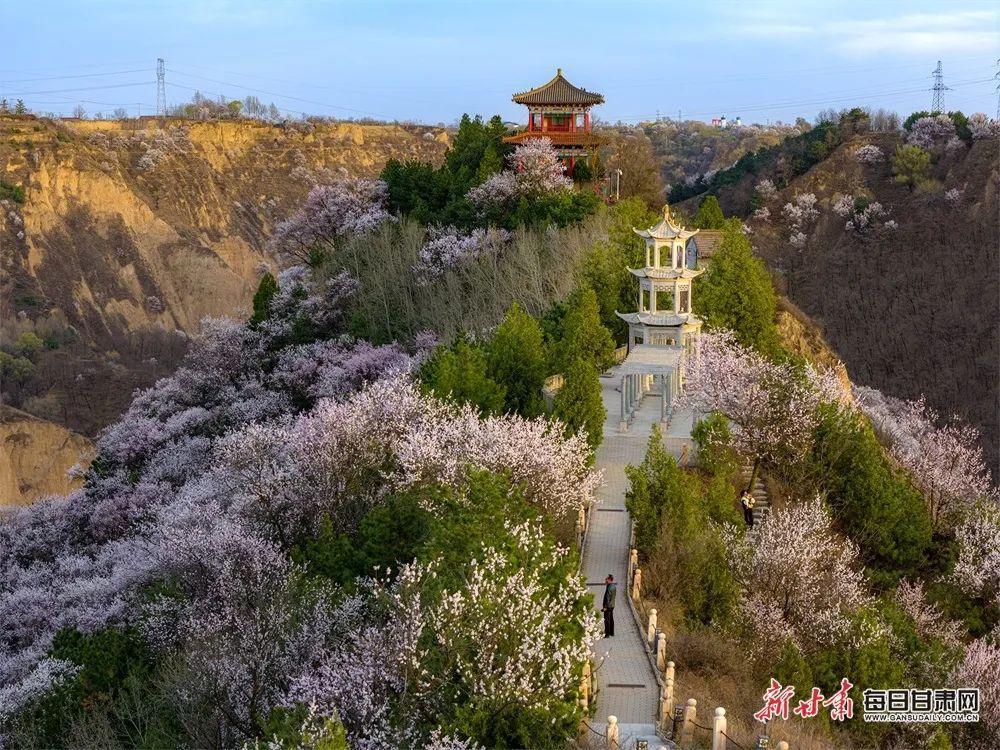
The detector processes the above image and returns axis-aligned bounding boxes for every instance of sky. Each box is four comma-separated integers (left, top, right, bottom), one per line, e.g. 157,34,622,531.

2,0,998,124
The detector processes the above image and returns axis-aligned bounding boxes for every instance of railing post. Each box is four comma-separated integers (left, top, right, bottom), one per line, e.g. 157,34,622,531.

711,707,727,750
647,608,657,647
629,548,638,580
605,715,619,749
664,659,675,683
656,632,667,671
680,698,697,744
580,661,591,709
776,742,790,750
660,676,675,728
631,567,642,601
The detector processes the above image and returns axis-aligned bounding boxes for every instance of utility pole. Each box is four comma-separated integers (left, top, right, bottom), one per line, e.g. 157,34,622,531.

677,109,682,122
930,60,950,113
156,58,166,116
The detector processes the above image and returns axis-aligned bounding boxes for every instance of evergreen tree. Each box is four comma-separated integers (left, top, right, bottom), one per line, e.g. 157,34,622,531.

692,195,725,229
552,356,606,452
487,303,548,417
552,287,615,373
14,99,27,116
891,145,931,191
695,219,778,352
419,337,506,415
251,272,279,324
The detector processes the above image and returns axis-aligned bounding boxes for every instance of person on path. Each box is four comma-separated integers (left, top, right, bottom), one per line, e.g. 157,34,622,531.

602,574,617,637
741,489,756,527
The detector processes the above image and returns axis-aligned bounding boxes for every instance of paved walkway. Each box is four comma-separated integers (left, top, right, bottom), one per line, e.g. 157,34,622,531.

584,367,694,748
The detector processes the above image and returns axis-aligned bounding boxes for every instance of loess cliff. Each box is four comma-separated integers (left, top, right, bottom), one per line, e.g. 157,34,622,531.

0,115,448,441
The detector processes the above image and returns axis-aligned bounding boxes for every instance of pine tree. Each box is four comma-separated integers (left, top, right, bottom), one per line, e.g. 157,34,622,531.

693,195,725,229
695,219,778,352
487,303,548,417
553,356,606,452
251,272,279,324
552,287,616,373
13,99,27,116
419,337,506,415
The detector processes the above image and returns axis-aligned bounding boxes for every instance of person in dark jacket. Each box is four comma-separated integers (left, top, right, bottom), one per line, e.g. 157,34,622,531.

741,490,756,527
602,574,617,637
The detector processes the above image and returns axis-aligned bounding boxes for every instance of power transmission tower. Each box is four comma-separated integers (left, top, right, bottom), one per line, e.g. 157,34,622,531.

156,58,166,116
994,58,1000,120
930,60,950,112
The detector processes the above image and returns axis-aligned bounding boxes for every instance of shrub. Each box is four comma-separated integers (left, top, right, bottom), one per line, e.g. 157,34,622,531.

891,144,931,190
692,195,725,229
251,272,279,324
0,180,26,203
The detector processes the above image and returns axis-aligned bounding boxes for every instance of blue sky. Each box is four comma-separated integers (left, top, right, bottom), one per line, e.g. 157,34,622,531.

3,0,997,124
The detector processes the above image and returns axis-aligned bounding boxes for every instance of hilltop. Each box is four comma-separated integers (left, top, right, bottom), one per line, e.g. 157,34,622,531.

0,116,449,437
680,121,1000,473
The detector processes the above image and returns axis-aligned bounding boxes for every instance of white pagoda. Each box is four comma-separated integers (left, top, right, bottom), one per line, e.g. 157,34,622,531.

614,205,703,432
616,204,704,354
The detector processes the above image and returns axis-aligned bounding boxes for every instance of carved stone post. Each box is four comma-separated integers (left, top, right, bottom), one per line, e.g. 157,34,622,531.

629,548,638,580
656,632,667,671
580,661,591,710
664,659,675,683
776,743,790,750
606,715,619,749
680,699,697,744
647,608,657,647
661,676,675,728
631,567,642,601
711,707,727,750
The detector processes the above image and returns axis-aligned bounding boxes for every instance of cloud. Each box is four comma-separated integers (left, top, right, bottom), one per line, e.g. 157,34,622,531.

827,11,998,55
729,9,998,56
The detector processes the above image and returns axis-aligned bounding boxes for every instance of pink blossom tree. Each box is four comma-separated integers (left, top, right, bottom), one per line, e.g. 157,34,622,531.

952,505,1000,608
681,330,844,491
906,115,957,150
269,179,393,263
723,496,877,659
854,386,994,530
466,137,571,209
413,226,512,283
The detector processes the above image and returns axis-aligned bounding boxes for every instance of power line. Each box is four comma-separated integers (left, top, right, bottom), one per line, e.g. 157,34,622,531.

0,68,151,84
165,68,387,118
3,81,151,96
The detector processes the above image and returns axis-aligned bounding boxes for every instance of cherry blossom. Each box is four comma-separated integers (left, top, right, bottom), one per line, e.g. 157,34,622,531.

724,497,877,659
854,144,885,164
906,115,956,150
269,179,393,262
950,638,1000,748
754,179,777,202
952,505,1000,607
414,226,512,283
466,137,571,209
854,386,994,529
968,112,1000,140
894,580,962,650
682,329,843,488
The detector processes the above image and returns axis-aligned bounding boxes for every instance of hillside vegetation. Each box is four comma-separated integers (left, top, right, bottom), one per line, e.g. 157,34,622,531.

680,113,1000,474
0,115,448,437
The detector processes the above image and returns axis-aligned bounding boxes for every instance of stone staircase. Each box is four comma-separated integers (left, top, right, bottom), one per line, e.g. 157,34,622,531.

740,462,771,535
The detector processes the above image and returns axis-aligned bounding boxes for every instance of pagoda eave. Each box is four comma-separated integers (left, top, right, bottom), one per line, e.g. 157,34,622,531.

628,267,704,280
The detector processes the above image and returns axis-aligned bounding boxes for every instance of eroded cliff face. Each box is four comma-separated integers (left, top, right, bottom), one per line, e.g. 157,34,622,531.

0,406,94,505
0,116,449,439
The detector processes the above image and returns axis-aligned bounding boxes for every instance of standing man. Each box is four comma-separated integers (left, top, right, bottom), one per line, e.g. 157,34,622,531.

602,574,617,637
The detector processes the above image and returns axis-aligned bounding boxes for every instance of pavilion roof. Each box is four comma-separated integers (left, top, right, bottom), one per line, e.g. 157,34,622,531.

634,204,699,241
512,69,604,106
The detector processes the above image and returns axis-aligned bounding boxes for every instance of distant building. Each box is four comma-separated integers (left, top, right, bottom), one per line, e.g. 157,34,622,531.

503,69,604,176
687,229,725,267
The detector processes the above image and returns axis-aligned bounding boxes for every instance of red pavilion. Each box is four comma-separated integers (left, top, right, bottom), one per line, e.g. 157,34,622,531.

503,69,604,175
